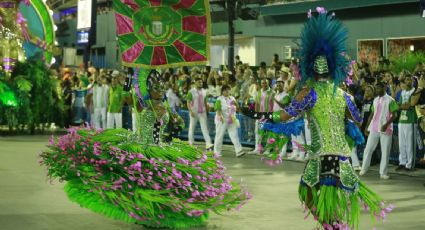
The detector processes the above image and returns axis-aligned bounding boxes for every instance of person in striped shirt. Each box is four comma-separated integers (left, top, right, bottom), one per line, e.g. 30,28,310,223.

248,79,274,155
187,75,213,149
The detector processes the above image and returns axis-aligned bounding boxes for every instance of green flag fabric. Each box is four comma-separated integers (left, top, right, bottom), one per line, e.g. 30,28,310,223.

113,0,211,68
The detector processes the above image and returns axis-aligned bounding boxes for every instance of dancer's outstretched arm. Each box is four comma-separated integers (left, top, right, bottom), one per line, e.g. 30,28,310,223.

242,87,317,122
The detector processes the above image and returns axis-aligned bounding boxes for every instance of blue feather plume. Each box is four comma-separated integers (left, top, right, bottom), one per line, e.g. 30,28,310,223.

298,9,351,88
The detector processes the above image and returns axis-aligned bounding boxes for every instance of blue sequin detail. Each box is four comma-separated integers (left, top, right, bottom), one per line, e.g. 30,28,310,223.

345,120,365,146
284,88,318,116
285,106,299,117
320,176,337,186
339,156,349,161
344,93,362,123
261,118,305,136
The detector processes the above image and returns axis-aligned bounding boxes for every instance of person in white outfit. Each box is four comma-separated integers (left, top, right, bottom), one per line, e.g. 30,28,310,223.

107,77,123,129
93,75,109,129
166,84,181,113
214,85,245,157
249,79,274,155
397,74,418,171
187,76,213,149
269,80,290,157
360,82,399,179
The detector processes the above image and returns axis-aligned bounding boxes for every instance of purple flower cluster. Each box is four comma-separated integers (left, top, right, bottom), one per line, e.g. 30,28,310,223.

40,128,251,225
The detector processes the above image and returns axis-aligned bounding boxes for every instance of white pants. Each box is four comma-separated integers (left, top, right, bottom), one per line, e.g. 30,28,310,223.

132,112,136,133
107,112,122,129
214,121,242,155
291,132,306,158
279,143,288,157
188,112,212,147
361,132,392,176
351,146,360,167
93,107,107,129
254,120,261,151
398,123,414,169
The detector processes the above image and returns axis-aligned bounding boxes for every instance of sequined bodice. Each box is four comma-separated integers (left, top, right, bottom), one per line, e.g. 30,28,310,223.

309,83,350,156
136,109,170,145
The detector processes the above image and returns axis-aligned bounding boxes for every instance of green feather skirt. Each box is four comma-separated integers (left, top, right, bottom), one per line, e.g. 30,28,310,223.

298,155,393,230
40,128,250,228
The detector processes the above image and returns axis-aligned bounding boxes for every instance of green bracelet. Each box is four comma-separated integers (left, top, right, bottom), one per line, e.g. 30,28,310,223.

272,112,281,122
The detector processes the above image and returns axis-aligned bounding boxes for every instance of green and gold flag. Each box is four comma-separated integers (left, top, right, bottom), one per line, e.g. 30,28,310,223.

113,0,211,68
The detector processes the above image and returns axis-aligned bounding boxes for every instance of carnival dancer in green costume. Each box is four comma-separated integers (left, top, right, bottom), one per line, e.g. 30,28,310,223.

41,0,251,227
40,69,251,228
243,7,392,229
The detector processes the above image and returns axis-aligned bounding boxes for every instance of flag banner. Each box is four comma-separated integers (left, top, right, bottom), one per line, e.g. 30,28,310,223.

113,0,211,68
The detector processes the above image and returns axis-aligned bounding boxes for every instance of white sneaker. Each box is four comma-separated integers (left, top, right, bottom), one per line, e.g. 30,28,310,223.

353,166,361,171
380,175,390,180
248,149,259,155
206,144,214,150
288,153,298,160
236,151,246,158
359,170,366,176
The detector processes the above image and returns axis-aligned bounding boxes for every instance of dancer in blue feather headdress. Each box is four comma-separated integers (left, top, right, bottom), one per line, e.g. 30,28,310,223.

243,7,393,229
300,8,351,88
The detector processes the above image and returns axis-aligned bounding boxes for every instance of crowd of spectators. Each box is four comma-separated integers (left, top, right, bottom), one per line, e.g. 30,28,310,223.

56,53,425,174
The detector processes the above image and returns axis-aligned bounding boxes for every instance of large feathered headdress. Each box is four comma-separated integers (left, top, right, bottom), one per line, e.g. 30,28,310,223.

299,7,351,87
132,69,163,107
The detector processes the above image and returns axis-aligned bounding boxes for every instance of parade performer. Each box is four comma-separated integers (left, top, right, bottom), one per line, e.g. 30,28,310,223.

213,85,245,157
243,7,392,229
187,75,213,149
40,1,250,228
359,83,398,179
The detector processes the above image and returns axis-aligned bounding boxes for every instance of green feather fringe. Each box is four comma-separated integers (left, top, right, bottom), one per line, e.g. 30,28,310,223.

299,181,386,229
42,129,250,229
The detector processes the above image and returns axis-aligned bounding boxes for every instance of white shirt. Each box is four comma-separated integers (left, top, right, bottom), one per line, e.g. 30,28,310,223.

189,88,207,114
216,96,237,120
367,94,395,135
273,91,288,112
400,88,415,121
166,88,181,113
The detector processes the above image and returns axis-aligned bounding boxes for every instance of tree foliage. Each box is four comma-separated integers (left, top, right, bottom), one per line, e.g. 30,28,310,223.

389,51,425,74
